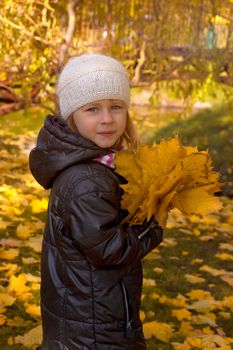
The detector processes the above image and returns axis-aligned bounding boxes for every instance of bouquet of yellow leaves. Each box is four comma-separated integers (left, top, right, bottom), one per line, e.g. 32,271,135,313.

115,136,224,228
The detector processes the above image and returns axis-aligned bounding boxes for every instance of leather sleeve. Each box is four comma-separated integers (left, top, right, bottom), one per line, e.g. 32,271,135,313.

64,186,163,269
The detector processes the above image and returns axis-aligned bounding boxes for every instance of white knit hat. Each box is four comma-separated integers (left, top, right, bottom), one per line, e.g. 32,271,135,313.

56,53,131,120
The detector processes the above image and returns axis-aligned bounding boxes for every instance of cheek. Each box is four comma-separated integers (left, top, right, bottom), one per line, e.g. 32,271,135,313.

74,117,96,135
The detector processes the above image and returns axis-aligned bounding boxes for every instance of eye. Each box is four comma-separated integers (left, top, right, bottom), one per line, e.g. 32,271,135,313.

111,105,123,110
86,107,98,112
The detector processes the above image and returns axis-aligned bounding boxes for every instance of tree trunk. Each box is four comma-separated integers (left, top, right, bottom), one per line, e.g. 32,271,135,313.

132,40,146,84
58,0,80,70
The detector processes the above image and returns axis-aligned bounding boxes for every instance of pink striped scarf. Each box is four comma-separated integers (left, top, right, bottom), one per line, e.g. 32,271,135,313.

94,153,116,169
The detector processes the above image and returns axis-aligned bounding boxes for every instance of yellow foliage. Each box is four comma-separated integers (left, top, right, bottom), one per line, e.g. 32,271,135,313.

219,243,233,252
0,248,19,260
159,294,187,308
186,289,214,300
26,235,43,253
153,267,163,274
215,252,233,261
0,263,18,277
199,265,225,277
7,336,14,346
202,326,215,334
115,136,224,227
172,308,192,321
14,324,42,349
188,300,220,313
31,198,48,213
178,321,195,337
8,274,30,294
0,315,7,326
220,275,233,288
191,313,217,327
143,320,174,342
184,274,205,284
222,295,233,310
173,335,232,350
25,304,41,318
172,342,191,350
0,220,11,230
7,316,31,328
0,292,16,307
140,310,146,322
16,223,33,239
143,278,156,287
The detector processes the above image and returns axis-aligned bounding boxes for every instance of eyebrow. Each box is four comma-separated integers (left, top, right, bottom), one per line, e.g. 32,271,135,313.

84,100,124,108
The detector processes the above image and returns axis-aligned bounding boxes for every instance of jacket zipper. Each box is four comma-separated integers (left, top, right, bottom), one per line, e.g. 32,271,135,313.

138,225,151,240
120,280,132,335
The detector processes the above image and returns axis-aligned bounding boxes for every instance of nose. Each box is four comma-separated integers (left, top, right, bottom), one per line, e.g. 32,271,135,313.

101,108,113,123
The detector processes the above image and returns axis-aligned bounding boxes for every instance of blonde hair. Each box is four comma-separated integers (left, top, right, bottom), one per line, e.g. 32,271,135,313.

66,111,140,149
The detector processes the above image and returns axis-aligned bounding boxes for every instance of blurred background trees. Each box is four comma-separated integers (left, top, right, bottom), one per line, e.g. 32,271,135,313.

1,0,233,115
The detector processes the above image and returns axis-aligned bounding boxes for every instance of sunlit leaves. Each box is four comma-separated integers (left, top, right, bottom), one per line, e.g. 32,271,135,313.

0,115,46,347
141,192,233,347
14,324,42,349
143,321,174,342
115,135,223,227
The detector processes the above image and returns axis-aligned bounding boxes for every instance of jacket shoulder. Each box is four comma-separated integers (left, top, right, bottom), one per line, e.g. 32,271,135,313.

52,161,121,198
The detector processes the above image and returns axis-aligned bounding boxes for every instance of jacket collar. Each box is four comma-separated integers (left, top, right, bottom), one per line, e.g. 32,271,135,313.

29,115,114,189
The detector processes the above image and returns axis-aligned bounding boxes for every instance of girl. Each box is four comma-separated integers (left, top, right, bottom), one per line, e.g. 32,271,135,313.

29,53,163,350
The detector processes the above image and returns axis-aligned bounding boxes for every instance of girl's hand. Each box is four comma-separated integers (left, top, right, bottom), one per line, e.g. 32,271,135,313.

131,217,162,240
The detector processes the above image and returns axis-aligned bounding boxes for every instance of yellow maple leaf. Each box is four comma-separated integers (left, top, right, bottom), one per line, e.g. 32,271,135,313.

220,275,233,288
25,304,41,318
186,289,214,300
199,265,224,277
0,292,16,307
178,321,195,337
191,313,217,327
172,184,223,217
140,310,146,322
115,135,224,228
172,308,192,321
172,342,191,350
8,274,30,294
143,321,174,342
0,315,7,326
26,235,43,253
143,278,156,287
0,248,19,260
184,274,205,284
31,198,48,213
187,300,220,313
222,295,233,310
16,223,33,239
7,316,31,328
201,326,215,334
219,243,233,252
0,221,11,230
215,252,233,261
14,324,42,348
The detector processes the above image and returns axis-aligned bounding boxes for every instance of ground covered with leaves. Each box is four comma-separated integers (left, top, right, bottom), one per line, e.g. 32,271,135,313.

0,108,232,349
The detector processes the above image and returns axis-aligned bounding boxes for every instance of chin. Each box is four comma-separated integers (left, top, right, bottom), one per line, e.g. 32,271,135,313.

97,142,115,148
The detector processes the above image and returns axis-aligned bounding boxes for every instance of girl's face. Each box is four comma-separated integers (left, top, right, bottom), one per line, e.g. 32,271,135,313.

72,99,127,148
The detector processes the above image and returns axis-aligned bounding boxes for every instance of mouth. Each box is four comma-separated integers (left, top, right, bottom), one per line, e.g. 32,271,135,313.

97,131,116,136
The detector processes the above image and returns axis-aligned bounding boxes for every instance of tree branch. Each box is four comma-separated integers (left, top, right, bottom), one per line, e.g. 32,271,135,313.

132,40,146,84
58,0,80,70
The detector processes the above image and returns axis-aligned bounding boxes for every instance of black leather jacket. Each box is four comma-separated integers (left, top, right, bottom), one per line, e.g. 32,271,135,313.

29,115,163,350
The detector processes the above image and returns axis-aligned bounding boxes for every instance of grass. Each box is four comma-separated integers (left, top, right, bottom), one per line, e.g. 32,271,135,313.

0,107,233,349
145,103,233,197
